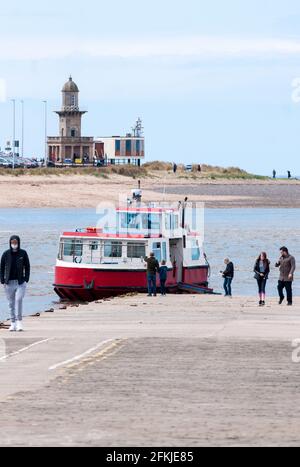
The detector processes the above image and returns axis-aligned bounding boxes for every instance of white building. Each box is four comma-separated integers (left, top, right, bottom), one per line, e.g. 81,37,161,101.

95,118,145,166
95,135,145,166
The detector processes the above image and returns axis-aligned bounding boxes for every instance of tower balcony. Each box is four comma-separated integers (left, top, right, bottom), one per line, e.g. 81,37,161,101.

47,136,94,143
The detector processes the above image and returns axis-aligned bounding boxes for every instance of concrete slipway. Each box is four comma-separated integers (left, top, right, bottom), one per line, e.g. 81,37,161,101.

0,294,300,447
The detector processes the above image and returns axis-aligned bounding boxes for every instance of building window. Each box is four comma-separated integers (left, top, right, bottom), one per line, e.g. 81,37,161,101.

126,140,132,155
104,241,122,258
71,95,76,106
115,140,121,156
127,242,146,259
136,140,141,155
71,129,76,137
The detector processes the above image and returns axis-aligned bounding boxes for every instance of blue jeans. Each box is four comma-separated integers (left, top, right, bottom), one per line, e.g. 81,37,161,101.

160,280,167,295
4,281,27,322
224,277,233,296
147,274,157,295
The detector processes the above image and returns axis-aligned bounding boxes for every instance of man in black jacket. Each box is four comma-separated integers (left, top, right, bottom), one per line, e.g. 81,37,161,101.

1,235,30,332
144,252,160,297
221,258,234,297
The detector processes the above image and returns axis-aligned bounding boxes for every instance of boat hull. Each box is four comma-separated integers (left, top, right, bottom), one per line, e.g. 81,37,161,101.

54,265,210,301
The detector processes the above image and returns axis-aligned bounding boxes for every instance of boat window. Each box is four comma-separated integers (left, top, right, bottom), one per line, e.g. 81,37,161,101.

192,240,201,261
152,242,161,262
63,239,83,257
142,214,149,229
121,213,140,230
58,242,63,260
149,214,160,230
162,242,167,261
127,242,146,259
89,241,99,251
104,241,122,258
165,213,178,231
142,213,160,231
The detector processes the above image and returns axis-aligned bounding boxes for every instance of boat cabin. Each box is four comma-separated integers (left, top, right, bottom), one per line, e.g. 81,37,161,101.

57,205,203,274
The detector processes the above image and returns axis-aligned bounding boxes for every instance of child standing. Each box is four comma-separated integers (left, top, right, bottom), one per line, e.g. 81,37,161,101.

159,260,168,296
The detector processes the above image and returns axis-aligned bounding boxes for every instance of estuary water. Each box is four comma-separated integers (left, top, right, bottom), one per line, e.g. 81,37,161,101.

0,208,299,321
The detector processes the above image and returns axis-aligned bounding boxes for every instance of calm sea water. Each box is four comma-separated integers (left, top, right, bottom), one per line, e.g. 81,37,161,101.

0,208,299,321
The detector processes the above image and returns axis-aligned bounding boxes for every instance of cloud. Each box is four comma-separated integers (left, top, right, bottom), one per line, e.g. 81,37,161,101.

2,36,300,61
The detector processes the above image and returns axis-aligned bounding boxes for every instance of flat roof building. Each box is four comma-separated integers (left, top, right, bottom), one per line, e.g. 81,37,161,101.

95,134,145,166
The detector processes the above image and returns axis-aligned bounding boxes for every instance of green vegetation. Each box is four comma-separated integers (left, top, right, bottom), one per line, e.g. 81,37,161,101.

0,165,147,178
144,161,269,180
0,162,268,180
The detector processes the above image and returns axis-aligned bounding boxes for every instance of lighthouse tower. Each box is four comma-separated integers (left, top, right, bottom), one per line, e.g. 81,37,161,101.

56,76,86,139
47,77,94,164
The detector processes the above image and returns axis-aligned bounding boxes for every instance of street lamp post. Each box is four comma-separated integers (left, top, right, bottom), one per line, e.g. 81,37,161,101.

11,99,15,169
43,100,48,166
21,100,24,158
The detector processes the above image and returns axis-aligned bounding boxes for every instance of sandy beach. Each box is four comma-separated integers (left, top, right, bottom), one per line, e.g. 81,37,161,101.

1,294,300,447
0,173,299,209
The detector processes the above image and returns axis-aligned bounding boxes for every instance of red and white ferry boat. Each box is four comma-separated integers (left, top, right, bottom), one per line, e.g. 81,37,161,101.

54,191,210,301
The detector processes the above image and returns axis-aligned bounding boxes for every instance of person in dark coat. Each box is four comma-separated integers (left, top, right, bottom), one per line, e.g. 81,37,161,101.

1,235,30,332
144,252,160,297
254,252,270,306
276,246,296,306
159,260,168,296
221,258,234,297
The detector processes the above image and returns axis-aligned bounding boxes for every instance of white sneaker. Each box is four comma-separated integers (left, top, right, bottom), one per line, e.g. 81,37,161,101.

16,321,23,332
9,323,16,332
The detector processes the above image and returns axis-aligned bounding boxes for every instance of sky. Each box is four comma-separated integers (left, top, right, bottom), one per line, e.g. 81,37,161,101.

1,0,300,174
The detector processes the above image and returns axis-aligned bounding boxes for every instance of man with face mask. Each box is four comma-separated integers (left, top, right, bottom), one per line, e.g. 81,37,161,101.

0,236,30,331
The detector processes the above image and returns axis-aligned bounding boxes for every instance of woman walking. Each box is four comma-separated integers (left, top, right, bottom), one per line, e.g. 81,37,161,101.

254,252,270,306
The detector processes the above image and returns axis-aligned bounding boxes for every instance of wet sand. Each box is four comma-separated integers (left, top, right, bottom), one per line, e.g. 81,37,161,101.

0,173,299,208
1,294,300,447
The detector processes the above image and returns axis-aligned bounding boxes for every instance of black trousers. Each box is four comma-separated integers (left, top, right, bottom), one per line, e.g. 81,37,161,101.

278,280,293,304
257,278,267,294
160,280,167,295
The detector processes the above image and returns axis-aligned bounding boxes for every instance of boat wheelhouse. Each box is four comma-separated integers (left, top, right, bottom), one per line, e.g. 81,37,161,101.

54,199,210,301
